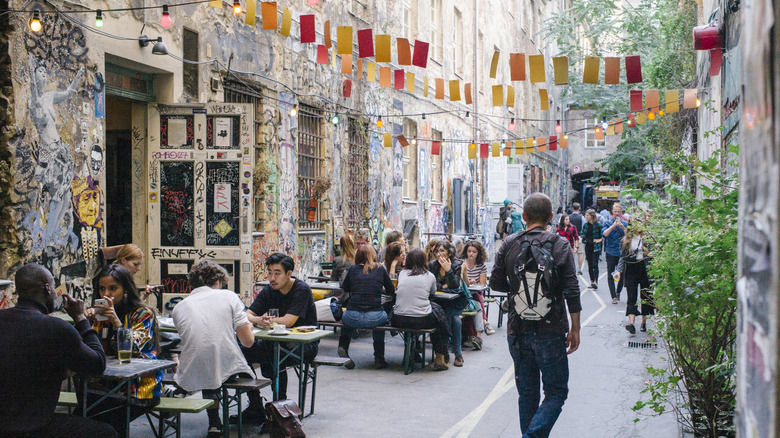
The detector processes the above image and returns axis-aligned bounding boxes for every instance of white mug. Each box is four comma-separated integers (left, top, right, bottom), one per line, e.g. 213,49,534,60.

273,324,286,333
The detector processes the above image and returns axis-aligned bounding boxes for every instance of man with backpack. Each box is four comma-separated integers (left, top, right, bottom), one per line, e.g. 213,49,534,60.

489,193,582,438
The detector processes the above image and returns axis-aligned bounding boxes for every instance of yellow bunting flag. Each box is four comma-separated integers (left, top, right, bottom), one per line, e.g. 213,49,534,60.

615,118,624,133
357,59,363,79
406,72,415,93
553,56,568,85
449,80,461,101
465,83,472,105
539,89,549,110
379,67,391,87
537,137,547,152
637,112,646,124
245,0,255,25
337,26,353,55
375,35,391,62
261,2,277,29
645,90,659,112
367,61,376,82
526,138,535,151
606,123,615,136
324,20,331,48
582,56,599,84
683,89,697,108
468,143,477,159
435,78,445,99
666,90,680,113
209,0,222,8
280,7,291,36
492,85,504,106
506,85,515,108
515,140,524,155
341,54,352,74
560,136,568,149
492,142,500,157
604,57,620,84
384,133,392,148
490,50,500,79
424,76,429,97
528,55,545,83
594,127,604,140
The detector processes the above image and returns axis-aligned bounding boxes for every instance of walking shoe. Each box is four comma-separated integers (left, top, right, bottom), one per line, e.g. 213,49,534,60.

471,337,483,351
590,283,597,289
207,422,223,438
453,355,464,367
578,270,583,275
462,338,473,349
625,323,636,334
484,322,496,335
640,323,647,332
229,405,266,425
612,297,619,304
338,346,355,369
374,358,389,369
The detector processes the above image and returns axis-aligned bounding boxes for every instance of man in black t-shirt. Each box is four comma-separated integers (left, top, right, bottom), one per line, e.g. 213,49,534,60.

233,253,318,424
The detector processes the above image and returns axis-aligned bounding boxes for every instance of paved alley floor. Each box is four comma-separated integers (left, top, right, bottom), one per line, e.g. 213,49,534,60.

131,258,680,437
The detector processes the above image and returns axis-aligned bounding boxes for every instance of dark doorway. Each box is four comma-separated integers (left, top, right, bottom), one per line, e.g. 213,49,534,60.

105,130,133,245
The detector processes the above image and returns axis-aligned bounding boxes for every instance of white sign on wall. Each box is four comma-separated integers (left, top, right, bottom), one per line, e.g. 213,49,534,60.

214,183,232,213
487,157,508,203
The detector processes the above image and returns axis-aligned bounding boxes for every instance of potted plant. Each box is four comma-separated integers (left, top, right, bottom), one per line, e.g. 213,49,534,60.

307,177,332,222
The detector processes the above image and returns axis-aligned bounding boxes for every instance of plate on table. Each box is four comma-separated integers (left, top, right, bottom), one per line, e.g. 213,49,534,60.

295,326,317,333
268,329,292,336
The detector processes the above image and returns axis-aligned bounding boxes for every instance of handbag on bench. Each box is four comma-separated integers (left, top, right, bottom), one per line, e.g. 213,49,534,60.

265,399,306,438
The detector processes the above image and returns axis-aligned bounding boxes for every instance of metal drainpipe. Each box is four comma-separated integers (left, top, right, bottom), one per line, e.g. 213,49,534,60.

472,0,479,234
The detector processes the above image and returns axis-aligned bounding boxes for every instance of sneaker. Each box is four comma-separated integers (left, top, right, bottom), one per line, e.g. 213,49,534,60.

453,355,464,367
229,405,266,424
484,322,496,335
471,337,483,351
590,283,597,289
207,423,223,438
162,384,186,398
625,323,636,334
462,338,473,349
640,323,647,332
612,297,619,304
578,270,583,275
338,346,355,369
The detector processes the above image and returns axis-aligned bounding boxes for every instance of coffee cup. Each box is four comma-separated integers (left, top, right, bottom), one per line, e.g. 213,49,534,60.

272,324,286,333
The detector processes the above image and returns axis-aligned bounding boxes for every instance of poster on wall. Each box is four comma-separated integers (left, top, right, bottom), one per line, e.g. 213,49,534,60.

206,161,240,246
487,156,508,203
207,116,241,149
160,115,194,149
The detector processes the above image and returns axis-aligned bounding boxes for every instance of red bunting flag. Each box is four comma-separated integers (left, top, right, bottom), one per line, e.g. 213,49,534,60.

412,40,429,68
480,143,489,158
357,29,374,58
342,80,352,97
630,90,643,112
398,135,409,147
300,15,316,43
625,55,643,84
627,113,636,128
431,141,441,155
394,69,405,90
709,49,722,76
316,45,328,64
549,136,558,151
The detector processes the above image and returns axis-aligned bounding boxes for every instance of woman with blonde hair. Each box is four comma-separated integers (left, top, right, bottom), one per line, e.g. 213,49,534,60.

615,218,654,333
114,243,157,301
331,234,356,285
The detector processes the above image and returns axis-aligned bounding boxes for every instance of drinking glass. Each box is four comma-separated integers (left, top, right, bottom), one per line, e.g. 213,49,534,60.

116,327,132,364
268,308,279,329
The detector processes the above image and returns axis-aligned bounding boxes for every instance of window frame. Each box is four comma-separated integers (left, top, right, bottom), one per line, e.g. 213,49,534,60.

347,118,369,229
585,118,607,149
297,105,326,231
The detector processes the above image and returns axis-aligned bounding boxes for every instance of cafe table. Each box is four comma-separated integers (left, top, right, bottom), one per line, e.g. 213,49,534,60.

81,357,177,438
254,327,332,418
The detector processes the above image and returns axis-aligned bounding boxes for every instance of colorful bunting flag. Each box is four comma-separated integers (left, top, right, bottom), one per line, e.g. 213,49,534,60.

492,142,500,157
465,83,472,105
398,135,409,147
630,90,643,112
412,40,430,68
432,141,441,155
553,56,568,85
337,26,352,55
645,90,659,112
537,137,547,152
209,0,222,9
594,127,604,140
367,61,376,82
384,133,392,147
560,136,568,148
625,55,643,84
709,49,722,76
583,57,599,84
424,76,429,97
683,89,697,108
379,67,391,87
615,118,624,133
510,53,526,81
529,55,545,83
357,59,363,79
245,0,256,25
324,20,331,48
480,143,489,159
342,79,352,97
394,69,405,90
665,90,680,113
539,89,549,111
299,14,315,43
506,85,515,107
357,29,374,58
549,136,557,151
406,72,415,93
636,112,646,124
341,54,352,74
261,2,277,30
397,38,412,65
490,51,500,79
604,57,620,84
503,143,512,156
375,35,391,62
526,138,535,150
468,143,477,159
280,7,291,36
515,139,524,155
627,113,636,127
316,45,328,64
606,123,615,136
449,80,461,101
492,85,503,106
435,78,444,99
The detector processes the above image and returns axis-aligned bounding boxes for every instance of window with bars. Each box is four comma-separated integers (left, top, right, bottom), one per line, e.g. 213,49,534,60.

297,105,325,230
403,120,418,201
431,0,442,60
347,119,369,229
223,81,264,232
586,118,607,149
430,130,443,203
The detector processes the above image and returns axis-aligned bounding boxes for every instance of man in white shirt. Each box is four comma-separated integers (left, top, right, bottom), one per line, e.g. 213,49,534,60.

173,260,257,437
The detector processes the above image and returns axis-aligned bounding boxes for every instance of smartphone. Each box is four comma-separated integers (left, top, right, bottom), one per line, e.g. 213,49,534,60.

93,298,109,321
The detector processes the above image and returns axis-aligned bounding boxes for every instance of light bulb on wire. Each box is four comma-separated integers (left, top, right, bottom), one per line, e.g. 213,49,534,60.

422,113,426,120
647,111,655,121
160,5,172,28
376,117,382,128
331,114,340,125
601,119,609,131
465,111,470,117
555,120,562,134
563,134,569,140
501,141,506,148
411,138,417,145
696,98,701,107
233,0,242,14
658,109,664,116
290,107,297,117
95,9,104,27
509,118,515,131
29,11,42,32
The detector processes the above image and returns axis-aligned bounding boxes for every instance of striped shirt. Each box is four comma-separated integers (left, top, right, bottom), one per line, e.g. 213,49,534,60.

466,263,487,285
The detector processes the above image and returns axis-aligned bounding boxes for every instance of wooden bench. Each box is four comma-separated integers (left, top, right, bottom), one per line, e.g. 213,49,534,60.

58,392,214,438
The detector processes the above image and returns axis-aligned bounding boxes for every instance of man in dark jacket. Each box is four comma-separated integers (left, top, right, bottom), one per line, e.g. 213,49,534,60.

0,264,115,437
490,193,581,438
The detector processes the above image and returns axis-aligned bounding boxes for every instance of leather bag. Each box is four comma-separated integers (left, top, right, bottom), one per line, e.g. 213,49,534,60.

265,399,306,438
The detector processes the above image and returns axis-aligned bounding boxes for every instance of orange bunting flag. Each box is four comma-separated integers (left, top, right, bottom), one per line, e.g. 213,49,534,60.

492,142,500,157
510,53,526,81
384,133,392,148
645,90,659,112
553,56,568,85
280,7,291,36
537,137,547,152
424,76,429,97
397,38,412,65
435,78,445,99
406,72,415,93
324,20,331,48
379,67,391,87
604,57,620,84
583,57,599,84
506,85,515,107
465,83,472,105
261,2,277,30
490,50,500,79
683,89,697,108
529,55,545,83
245,0,256,25
341,54,353,74
209,0,222,9
666,90,680,113
357,59,363,79
492,85,504,106
560,136,568,149
449,80,461,101
594,127,604,140
367,61,376,82
468,143,477,159
503,143,512,156
539,89,549,110
398,135,409,147
375,35,391,62
615,118,624,133
337,26,352,55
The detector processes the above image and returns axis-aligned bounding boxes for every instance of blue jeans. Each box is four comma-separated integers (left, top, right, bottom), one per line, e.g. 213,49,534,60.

507,331,569,438
341,309,388,346
445,307,463,355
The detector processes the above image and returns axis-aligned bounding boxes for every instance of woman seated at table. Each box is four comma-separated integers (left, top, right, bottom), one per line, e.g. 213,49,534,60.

391,249,451,371
82,264,161,437
429,240,468,367
384,241,407,277
331,234,356,286
460,241,490,350
338,244,396,369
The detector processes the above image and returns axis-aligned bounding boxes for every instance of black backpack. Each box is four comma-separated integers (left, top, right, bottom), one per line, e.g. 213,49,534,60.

510,232,560,321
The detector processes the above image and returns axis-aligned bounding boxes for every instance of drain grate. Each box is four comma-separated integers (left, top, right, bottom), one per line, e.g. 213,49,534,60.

628,341,658,349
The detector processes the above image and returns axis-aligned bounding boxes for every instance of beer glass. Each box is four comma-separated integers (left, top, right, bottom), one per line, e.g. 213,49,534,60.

117,327,132,364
